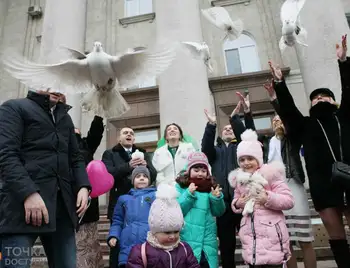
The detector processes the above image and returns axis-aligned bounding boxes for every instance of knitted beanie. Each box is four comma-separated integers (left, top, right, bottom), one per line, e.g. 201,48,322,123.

237,129,263,167
148,183,184,233
131,166,150,185
186,152,211,175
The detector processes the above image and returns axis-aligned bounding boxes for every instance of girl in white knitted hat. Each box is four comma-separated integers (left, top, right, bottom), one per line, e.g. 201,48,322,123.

127,183,200,268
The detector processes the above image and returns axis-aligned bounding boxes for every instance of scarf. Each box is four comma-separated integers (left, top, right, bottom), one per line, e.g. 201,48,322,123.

188,177,214,193
309,101,337,120
146,231,180,251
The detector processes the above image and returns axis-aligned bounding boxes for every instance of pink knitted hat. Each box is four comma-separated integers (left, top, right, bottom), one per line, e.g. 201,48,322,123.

148,183,184,233
237,129,263,167
186,152,211,175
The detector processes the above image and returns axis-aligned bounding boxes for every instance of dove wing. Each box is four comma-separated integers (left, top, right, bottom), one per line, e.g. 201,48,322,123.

280,0,305,23
108,42,176,89
181,41,203,58
201,7,233,31
2,51,92,93
60,46,87,59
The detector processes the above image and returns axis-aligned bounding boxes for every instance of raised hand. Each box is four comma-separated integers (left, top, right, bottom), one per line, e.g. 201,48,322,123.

336,34,347,62
268,61,283,81
211,184,222,198
236,91,250,112
188,183,198,194
230,101,242,117
264,79,276,101
204,109,216,124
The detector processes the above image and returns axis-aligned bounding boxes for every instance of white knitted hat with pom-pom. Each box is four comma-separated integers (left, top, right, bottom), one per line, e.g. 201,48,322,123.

237,129,263,167
148,183,184,233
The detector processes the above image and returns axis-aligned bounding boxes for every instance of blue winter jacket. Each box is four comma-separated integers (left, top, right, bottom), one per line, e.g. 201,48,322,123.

108,187,156,265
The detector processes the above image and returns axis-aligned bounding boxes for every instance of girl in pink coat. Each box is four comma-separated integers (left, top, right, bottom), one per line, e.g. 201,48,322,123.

229,129,294,268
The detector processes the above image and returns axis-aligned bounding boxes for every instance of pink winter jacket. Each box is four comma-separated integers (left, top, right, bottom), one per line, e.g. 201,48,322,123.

228,161,294,266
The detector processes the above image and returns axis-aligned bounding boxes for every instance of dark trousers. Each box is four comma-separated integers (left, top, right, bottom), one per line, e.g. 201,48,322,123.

0,193,76,268
216,205,242,268
109,220,119,268
199,251,209,268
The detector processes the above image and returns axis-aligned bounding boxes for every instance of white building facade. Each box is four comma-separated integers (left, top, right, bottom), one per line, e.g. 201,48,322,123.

0,0,350,207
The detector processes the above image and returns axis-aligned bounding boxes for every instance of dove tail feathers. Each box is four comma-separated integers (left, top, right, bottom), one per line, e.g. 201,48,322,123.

229,19,244,40
81,89,130,119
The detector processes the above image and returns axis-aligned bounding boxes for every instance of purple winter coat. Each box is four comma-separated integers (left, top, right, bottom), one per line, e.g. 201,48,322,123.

126,241,200,268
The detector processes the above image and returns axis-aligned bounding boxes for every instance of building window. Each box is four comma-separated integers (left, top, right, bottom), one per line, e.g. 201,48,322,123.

134,128,159,143
127,77,156,90
346,13,350,27
125,0,153,17
223,33,261,75
241,116,272,130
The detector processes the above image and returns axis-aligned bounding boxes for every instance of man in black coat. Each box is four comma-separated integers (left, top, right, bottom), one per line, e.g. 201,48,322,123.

102,127,156,268
0,90,91,268
74,115,105,268
201,99,254,268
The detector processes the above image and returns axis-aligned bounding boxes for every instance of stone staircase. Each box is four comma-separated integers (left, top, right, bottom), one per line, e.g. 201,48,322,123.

30,192,340,268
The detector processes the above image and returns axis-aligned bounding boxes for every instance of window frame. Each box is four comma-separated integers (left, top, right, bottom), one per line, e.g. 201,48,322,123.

124,0,153,18
223,33,261,75
133,127,160,153
240,112,275,136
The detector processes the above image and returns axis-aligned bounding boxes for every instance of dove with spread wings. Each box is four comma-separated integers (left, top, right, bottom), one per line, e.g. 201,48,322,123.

181,41,213,73
2,41,177,118
279,0,308,53
201,7,243,42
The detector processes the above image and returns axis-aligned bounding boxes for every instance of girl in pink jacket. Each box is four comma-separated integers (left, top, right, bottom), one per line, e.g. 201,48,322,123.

229,129,294,268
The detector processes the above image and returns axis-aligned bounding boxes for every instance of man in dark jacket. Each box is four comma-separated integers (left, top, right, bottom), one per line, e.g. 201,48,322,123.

0,90,90,268
268,34,350,268
102,127,156,268
201,99,253,268
74,115,105,268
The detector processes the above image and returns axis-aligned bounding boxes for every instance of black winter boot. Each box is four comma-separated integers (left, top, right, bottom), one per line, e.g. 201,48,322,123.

329,239,350,268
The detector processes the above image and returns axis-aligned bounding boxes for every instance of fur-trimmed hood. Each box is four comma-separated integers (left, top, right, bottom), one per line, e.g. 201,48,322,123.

228,161,286,189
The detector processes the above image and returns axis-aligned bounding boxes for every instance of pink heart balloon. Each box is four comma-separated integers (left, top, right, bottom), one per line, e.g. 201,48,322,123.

86,160,114,198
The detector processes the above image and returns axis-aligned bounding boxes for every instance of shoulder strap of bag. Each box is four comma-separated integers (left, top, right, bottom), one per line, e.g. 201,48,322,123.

316,115,343,162
141,242,147,267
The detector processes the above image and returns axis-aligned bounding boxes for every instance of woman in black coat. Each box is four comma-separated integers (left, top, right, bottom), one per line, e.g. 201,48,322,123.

268,35,350,268
74,115,105,268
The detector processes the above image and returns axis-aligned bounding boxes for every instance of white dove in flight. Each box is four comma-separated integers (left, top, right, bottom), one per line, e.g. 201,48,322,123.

181,41,213,73
2,41,177,118
201,7,243,42
279,0,308,53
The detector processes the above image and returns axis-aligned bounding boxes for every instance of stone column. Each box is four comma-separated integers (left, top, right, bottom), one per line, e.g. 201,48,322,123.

39,0,87,129
295,0,350,102
155,0,213,144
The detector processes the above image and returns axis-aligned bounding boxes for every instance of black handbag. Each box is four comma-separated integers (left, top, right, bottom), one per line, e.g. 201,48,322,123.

317,115,350,189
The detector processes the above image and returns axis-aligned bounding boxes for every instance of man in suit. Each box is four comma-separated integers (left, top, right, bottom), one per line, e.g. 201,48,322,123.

102,127,156,268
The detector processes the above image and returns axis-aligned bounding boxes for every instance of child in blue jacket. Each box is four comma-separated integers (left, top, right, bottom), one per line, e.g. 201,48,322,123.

108,166,156,267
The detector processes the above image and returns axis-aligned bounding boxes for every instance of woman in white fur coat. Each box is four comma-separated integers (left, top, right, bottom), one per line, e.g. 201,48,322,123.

152,123,197,186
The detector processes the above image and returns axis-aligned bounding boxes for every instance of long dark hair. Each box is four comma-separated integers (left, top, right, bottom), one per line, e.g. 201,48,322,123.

163,123,184,142
176,164,217,189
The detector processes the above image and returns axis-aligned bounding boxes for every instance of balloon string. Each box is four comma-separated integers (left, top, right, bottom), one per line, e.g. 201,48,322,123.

78,196,92,224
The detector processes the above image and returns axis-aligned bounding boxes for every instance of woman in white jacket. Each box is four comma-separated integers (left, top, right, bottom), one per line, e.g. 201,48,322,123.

152,123,197,186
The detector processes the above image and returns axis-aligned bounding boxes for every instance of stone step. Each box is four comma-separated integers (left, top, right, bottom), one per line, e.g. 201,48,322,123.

30,247,336,268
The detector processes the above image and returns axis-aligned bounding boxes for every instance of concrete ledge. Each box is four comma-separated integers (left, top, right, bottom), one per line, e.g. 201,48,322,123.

119,13,156,27
211,0,250,7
